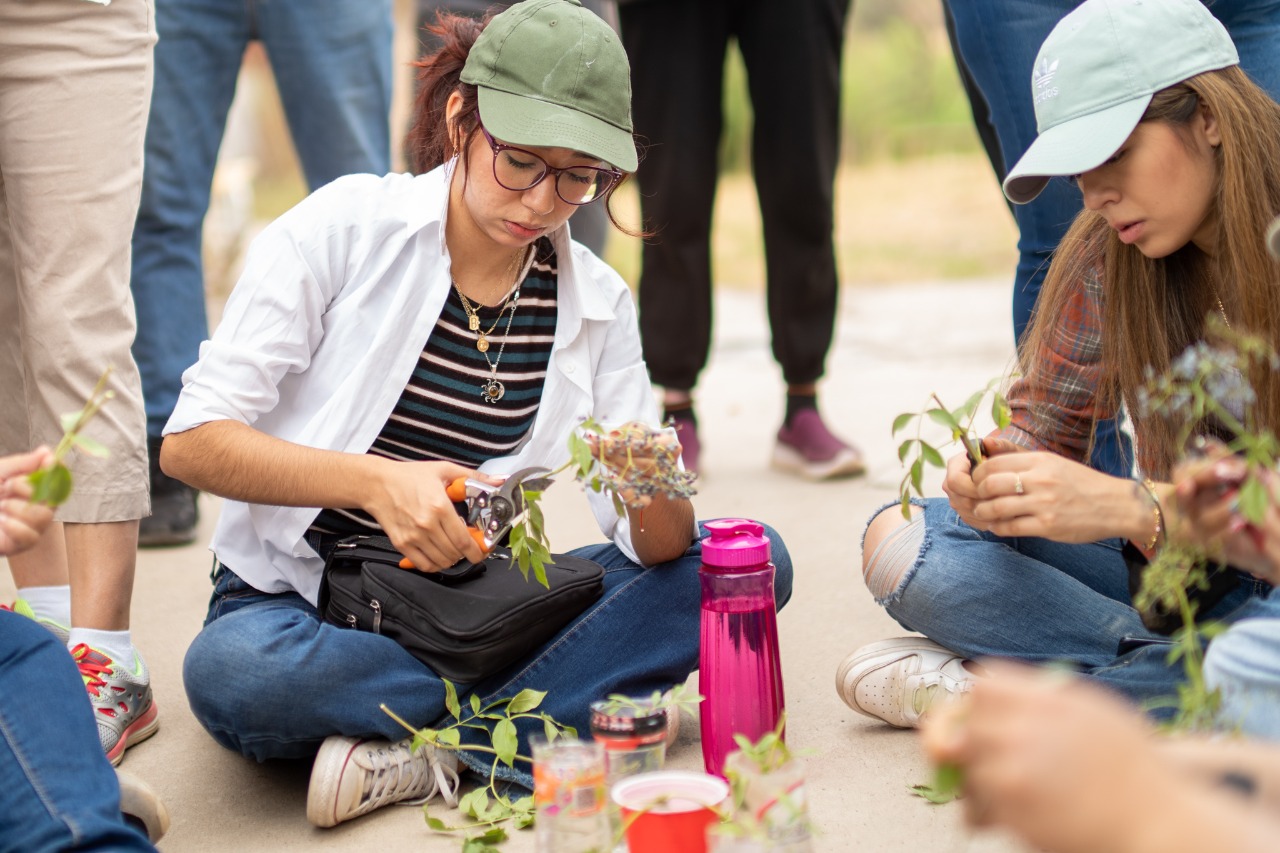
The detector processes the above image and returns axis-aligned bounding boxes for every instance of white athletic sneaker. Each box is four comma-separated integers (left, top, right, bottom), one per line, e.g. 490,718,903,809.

306,735,460,828
835,637,976,728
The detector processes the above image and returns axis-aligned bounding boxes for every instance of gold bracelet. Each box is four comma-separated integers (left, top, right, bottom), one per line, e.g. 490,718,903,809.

1137,477,1164,553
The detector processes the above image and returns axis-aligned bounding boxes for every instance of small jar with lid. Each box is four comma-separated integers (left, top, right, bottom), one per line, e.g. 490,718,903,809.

589,698,669,786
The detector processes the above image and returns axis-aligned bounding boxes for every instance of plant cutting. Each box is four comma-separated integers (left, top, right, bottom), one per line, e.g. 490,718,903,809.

383,680,575,851
27,367,114,506
509,417,698,585
713,717,816,850
892,378,1012,519
594,682,703,720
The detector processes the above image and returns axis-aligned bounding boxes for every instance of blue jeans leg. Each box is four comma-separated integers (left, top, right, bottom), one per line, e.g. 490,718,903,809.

1204,587,1280,740
130,0,249,439
257,0,392,187
0,612,153,852
184,523,793,790
880,500,1194,711
131,0,393,438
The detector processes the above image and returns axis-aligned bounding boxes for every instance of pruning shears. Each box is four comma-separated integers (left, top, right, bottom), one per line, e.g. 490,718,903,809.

397,466,554,569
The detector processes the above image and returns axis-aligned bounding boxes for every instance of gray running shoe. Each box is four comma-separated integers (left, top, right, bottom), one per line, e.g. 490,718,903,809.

307,735,460,828
74,644,159,766
4,598,70,644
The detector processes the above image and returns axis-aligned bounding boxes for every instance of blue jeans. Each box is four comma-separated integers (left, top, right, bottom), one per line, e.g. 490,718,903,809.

1205,592,1280,739
0,612,153,853
943,0,1280,476
183,523,794,789
130,0,393,438
880,500,1270,714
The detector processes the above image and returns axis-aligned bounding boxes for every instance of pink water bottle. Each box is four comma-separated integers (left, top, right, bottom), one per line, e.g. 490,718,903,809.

698,519,786,778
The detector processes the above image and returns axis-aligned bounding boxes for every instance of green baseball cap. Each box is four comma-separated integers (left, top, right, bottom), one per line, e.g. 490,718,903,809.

1004,0,1238,205
460,0,637,172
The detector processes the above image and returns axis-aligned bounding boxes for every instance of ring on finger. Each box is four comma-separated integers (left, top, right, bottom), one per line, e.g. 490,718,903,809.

1014,472,1025,496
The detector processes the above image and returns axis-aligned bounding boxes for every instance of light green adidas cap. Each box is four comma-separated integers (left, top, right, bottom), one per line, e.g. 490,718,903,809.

1004,0,1238,205
460,0,637,172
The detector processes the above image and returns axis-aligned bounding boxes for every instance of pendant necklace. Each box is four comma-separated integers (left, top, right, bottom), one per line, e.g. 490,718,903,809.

452,246,531,402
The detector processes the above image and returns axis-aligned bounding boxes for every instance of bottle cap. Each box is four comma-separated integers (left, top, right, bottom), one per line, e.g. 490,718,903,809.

701,519,771,569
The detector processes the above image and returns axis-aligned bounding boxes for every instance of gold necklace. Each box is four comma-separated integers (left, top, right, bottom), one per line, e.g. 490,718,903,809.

1213,290,1231,328
452,246,530,352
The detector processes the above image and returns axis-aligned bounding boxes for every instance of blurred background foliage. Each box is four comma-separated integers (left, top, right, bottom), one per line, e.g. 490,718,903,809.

210,1,1016,299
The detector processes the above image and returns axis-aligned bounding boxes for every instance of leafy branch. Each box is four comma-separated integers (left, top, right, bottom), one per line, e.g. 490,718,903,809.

509,417,697,586
893,378,1011,519
27,368,115,506
594,682,702,720
716,716,818,844
383,680,575,850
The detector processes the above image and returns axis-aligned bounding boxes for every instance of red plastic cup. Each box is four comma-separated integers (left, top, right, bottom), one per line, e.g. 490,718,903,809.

612,770,729,853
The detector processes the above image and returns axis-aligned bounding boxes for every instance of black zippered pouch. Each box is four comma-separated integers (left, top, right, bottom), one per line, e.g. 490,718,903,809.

317,535,605,683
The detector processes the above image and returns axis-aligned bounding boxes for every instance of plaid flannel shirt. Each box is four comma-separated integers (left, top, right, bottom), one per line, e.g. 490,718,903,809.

991,266,1116,464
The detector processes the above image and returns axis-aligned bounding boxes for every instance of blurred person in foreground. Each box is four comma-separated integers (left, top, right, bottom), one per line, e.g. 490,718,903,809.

922,663,1280,853
161,0,792,828
0,449,168,851
616,0,863,479
130,0,394,546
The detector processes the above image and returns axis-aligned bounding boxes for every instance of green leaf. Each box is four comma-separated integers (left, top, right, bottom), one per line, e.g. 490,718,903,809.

425,815,450,831
507,688,546,715
910,458,924,496
459,788,490,820
911,762,964,805
919,442,945,468
992,393,1012,429
59,412,81,434
611,489,626,518
493,717,519,767
28,463,73,506
470,693,482,715
543,717,561,742
435,727,461,748
925,407,962,433
1239,475,1268,525
892,412,916,435
533,561,549,589
953,388,987,423
898,439,916,463
444,679,461,721
571,433,595,476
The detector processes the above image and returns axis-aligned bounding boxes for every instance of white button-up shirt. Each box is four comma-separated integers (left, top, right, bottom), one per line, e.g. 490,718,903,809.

167,163,664,605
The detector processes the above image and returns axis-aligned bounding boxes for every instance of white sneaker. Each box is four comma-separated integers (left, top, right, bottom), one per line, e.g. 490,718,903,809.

835,637,975,728
306,735,460,828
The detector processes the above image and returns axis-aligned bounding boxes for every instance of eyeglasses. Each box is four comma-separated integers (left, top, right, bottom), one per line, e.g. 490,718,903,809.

479,125,622,206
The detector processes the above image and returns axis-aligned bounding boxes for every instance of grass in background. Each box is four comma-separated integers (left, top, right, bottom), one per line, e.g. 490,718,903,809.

234,4,1018,295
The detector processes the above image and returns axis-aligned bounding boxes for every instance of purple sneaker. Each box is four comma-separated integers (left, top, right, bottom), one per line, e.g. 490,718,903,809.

670,412,700,473
772,409,865,480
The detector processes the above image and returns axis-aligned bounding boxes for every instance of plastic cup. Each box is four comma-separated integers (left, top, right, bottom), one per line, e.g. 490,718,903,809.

612,770,729,853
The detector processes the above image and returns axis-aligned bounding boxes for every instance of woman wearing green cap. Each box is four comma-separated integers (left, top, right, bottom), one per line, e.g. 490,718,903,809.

838,0,1280,733
159,0,793,828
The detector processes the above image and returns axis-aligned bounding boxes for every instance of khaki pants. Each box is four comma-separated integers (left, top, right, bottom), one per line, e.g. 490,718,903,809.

0,0,155,522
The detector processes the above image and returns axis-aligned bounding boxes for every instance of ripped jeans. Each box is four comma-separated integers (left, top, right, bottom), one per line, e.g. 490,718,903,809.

863,498,1271,715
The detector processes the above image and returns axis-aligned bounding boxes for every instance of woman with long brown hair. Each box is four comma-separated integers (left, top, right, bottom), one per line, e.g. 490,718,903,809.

837,0,1280,730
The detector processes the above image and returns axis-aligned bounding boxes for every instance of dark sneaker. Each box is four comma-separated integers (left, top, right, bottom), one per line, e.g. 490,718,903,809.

139,436,198,547
772,409,865,480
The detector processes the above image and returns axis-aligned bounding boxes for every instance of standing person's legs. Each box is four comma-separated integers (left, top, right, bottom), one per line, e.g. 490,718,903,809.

131,0,250,546
619,0,728,395
259,0,394,186
0,0,157,759
0,611,156,852
738,0,863,479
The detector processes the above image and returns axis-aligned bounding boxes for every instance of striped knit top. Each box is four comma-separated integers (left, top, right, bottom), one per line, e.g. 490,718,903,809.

309,237,559,538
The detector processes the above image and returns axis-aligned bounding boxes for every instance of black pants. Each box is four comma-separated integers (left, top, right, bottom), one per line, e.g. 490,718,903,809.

619,0,851,390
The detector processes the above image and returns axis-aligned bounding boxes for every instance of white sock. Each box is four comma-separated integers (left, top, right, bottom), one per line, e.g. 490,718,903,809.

15,585,71,627
68,628,146,678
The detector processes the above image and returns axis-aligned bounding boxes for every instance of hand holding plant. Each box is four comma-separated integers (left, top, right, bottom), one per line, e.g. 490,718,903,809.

510,417,697,585
0,447,56,555
26,368,115,507
893,378,1011,519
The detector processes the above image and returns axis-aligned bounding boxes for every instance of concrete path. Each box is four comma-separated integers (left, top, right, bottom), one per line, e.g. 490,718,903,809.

2,279,1031,851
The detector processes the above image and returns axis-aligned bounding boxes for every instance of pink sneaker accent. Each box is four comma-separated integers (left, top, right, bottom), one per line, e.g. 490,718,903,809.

772,409,865,480
671,413,700,473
